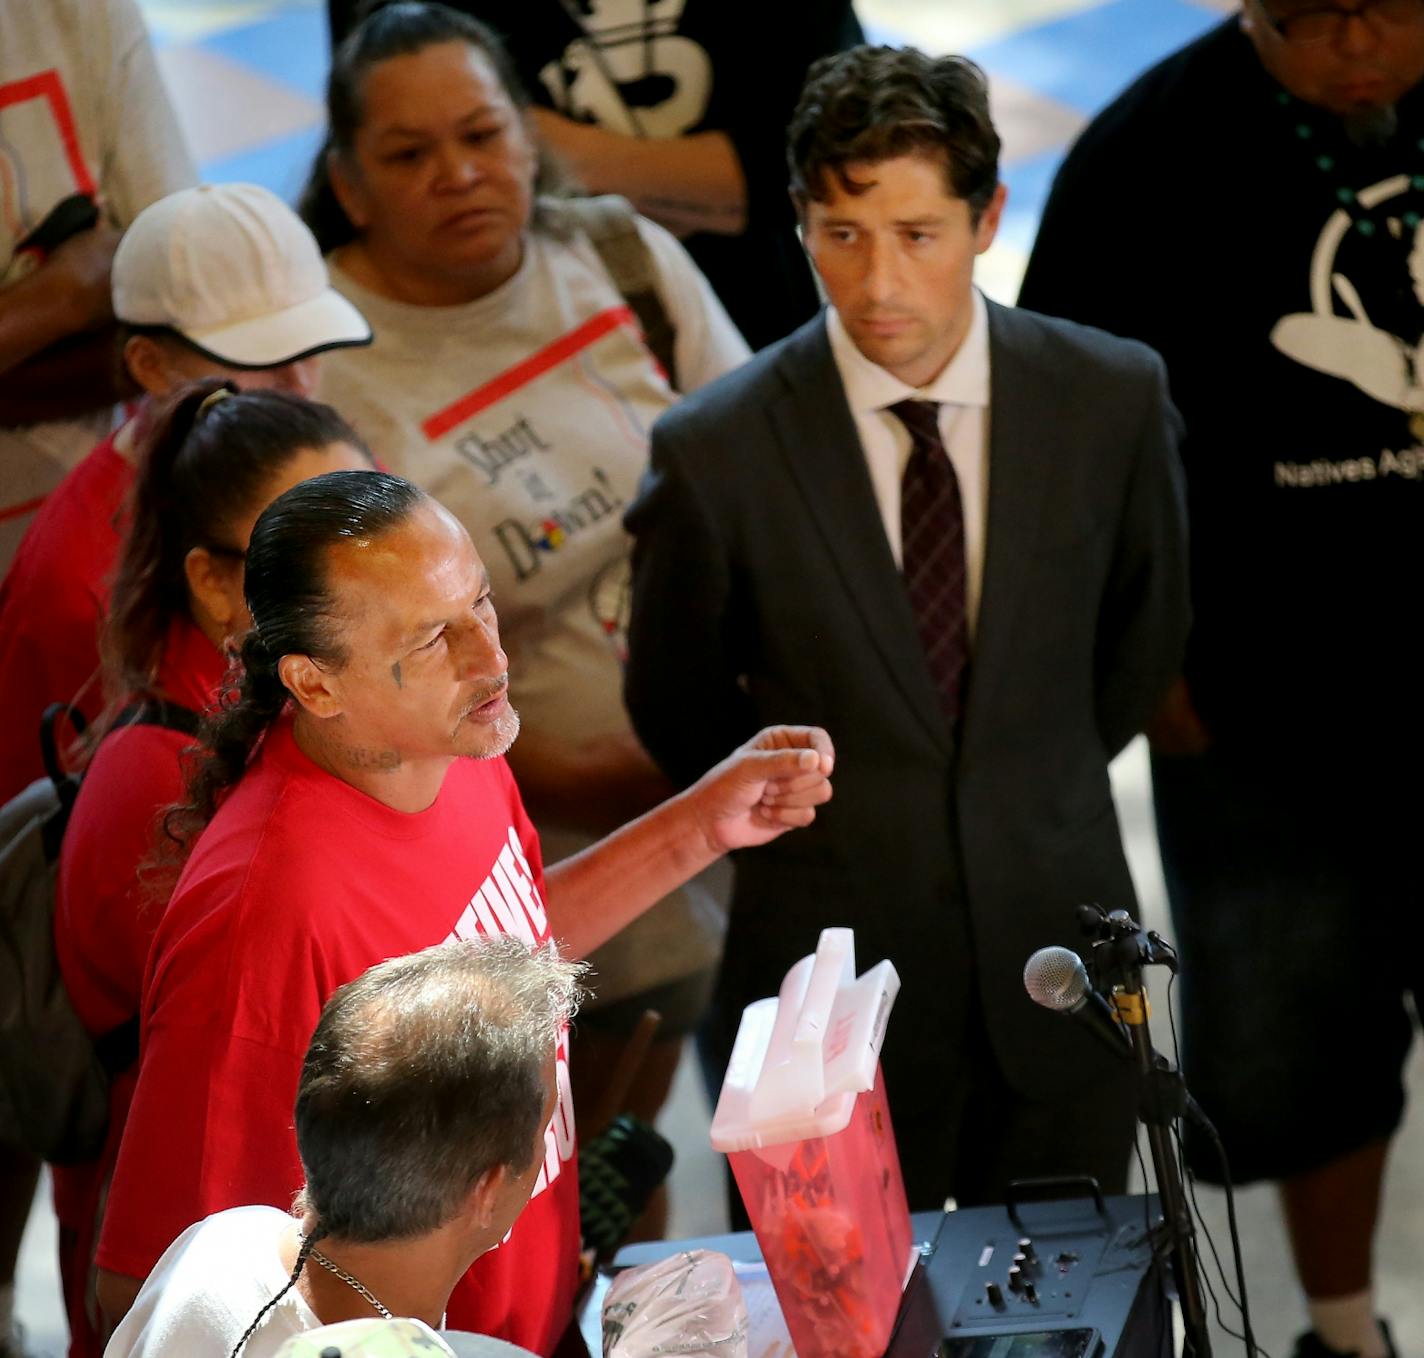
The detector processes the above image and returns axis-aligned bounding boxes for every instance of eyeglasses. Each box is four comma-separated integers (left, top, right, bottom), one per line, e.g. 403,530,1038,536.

1257,0,1424,45
205,543,247,563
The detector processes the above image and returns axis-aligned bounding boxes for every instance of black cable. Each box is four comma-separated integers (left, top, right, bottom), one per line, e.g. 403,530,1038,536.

1177,1119,1241,1310
1167,1093,1238,1349
1132,1124,1153,1234
1189,1108,1261,1358
1166,974,1261,1358
1176,1121,1274,1358
1166,971,1180,1055
1175,1122,1239,1346
1164,982,1241,1307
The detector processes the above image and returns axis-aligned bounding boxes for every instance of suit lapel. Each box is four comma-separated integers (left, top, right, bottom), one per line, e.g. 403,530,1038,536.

767,318,954,754
963,302,1054,759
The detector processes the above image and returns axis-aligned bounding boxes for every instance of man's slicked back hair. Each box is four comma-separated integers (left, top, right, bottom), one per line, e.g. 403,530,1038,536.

787,46,1001,223
163,470,427,859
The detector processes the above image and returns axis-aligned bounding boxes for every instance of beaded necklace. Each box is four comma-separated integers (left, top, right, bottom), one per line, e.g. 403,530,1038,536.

1273,85,1424,241
1271,81,1424,433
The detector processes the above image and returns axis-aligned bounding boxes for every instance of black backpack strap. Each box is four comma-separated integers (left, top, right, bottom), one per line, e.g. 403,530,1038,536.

39,698,199,790
111,699,203,740
544,195,680,392
92,1015,140,1078
39,702,87,807
36,699,202,871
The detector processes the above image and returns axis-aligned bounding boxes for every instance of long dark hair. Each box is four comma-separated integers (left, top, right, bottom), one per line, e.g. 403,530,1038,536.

164,471,428,856
104,382,369,706
300,1,551,253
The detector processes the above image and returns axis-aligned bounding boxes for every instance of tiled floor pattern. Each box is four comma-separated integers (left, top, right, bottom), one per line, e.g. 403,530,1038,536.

13,1,1422,1354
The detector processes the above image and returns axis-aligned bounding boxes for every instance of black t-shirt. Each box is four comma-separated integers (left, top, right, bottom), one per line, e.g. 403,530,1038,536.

1020,18,1424,749
330,0,861,351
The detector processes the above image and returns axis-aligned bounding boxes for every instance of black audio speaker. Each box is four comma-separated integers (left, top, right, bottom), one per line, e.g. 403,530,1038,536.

886,1189,1171,1358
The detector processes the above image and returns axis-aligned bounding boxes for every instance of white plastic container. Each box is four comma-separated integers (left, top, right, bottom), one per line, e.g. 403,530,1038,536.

710,928,913,1358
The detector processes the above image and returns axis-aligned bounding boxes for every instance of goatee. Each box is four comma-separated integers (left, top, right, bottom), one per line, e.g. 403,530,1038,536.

1343,103,1399,148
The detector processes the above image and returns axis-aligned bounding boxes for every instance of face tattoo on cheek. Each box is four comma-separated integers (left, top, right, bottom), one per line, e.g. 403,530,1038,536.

391,661,403,689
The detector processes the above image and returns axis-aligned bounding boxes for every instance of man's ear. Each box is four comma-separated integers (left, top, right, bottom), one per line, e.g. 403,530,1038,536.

974,182,1009,254
327,148,369,231
466,1163,511,1231
279,652,344,719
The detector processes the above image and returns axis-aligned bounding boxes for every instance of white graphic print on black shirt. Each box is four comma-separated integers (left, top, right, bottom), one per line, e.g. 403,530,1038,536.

537,0,711,137
1273,174,1424,433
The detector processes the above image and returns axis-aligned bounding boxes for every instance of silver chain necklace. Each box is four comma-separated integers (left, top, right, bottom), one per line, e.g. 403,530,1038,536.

307,1244,393,1319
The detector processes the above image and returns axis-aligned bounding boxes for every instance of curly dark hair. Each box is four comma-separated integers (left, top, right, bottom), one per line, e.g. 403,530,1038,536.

787,46,1001,223
162,471,428,858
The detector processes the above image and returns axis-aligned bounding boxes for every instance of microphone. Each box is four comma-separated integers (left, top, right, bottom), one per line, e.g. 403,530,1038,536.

1023,946,1130,1059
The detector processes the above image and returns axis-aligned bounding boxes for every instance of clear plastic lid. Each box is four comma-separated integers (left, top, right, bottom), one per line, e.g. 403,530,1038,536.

709,928,900,1151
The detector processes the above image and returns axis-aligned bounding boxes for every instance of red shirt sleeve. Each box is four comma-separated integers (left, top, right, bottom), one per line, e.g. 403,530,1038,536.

95,1022,305,1280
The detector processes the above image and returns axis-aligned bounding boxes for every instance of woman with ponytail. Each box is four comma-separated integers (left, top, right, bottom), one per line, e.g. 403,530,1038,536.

51,381,371,1358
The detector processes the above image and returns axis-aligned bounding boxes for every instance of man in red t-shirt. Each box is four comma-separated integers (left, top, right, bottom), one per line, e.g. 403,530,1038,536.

0,181,371,804
94,471,835,1355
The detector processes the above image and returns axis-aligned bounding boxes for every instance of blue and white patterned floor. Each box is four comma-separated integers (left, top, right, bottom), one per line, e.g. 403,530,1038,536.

14,2,1423,1355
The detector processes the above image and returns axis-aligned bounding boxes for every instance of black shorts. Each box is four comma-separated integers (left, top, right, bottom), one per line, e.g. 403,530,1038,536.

1151,746,1422,1185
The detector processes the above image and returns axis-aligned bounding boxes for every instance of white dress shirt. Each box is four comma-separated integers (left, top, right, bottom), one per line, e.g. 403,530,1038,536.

825,287,990,637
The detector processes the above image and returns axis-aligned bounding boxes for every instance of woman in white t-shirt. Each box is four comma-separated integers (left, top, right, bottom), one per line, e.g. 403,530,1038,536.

298,0,750,1214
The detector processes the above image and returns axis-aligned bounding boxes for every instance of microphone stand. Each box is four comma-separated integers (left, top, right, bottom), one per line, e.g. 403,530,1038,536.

1080,905,1212,1358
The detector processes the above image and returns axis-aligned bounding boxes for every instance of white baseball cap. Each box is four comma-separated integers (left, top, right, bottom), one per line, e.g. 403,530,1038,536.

112,182,372,368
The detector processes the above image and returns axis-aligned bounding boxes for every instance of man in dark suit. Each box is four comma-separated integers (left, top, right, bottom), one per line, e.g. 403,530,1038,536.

623,45,1191,1210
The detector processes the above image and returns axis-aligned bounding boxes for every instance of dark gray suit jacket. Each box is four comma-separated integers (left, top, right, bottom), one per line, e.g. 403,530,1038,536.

624,302,1189,1107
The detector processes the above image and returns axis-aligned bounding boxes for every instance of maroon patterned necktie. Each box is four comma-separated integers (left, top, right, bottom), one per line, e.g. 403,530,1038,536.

887,398,969,724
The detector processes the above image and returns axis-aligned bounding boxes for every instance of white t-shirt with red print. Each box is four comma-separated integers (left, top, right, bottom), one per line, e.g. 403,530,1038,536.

0,0,195,566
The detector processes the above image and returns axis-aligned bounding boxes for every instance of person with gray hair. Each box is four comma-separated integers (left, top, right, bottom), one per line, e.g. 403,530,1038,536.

104,935,586,1358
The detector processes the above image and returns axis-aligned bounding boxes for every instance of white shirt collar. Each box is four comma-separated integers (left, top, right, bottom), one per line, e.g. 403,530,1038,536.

826,287,990,416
